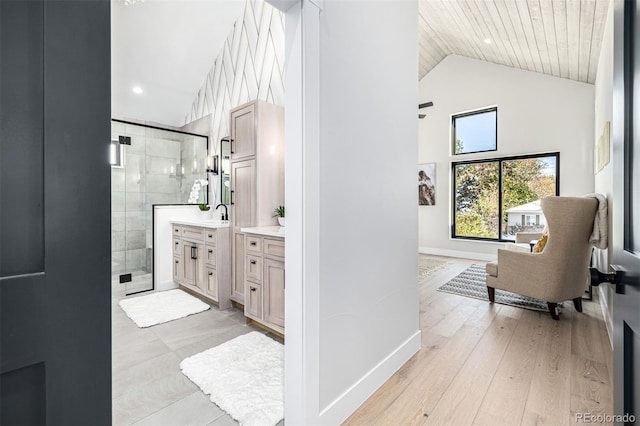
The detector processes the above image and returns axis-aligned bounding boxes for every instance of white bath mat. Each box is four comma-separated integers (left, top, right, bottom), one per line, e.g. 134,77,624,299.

180,332,284,426
118,289,210,328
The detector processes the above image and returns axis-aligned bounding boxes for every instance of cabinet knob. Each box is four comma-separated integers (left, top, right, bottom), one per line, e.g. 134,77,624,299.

250,287,256,292
250,260,256,265
175,242,179,245
208,272,213,276
208,234,213,238
175,260,179,264
250,242,257,246
208,249,213,253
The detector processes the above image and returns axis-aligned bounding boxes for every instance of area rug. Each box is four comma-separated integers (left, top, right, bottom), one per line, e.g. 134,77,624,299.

418,254,450,280
118,289,210,328
437,264,548,312
180,332,284,426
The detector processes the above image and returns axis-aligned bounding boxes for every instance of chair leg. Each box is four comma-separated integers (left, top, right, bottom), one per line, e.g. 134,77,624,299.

487,286,495,303
547,302,560,320
573,297,583,312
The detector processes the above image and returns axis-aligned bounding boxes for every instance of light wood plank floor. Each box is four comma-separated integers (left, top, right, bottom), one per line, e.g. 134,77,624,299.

344,256,613,426
112,281,282,426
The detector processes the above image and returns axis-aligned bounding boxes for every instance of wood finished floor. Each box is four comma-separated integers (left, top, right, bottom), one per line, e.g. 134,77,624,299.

344,256,614,426
112,281,281,426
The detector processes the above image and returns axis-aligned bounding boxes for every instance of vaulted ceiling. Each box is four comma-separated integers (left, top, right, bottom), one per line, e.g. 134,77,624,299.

418,0,611,84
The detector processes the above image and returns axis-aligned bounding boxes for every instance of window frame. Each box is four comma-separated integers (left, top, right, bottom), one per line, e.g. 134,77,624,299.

451,152,560,242
451,106,498,155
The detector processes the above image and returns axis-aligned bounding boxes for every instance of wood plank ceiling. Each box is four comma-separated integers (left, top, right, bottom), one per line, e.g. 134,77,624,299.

418,0,611,84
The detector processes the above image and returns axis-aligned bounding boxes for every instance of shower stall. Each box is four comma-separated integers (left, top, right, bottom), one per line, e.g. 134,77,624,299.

111,120,208,295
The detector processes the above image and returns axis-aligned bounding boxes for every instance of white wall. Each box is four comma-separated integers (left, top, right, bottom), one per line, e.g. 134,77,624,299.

593,1,614,344
317,0,420,420
419,55,596,258
283,0,420,424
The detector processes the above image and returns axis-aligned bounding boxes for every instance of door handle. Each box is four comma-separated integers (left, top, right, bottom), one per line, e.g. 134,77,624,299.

590,265,625,294
190,246,197,260
230,190,234,205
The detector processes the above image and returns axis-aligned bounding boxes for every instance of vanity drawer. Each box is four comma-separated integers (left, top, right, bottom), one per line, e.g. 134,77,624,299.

245,282,262,319
246,255,262,282
205,245,216,266
264,238,285,257
173,225,181,235
205,230,216,245
181,225,204,241
246,236,262,253
172,238,182,256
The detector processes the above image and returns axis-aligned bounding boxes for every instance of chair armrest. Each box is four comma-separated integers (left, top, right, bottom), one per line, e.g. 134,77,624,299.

494,249,553,300
515,232,543,244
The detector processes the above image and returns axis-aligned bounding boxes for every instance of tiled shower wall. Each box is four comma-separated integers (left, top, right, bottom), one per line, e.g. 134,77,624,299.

111,121,207,277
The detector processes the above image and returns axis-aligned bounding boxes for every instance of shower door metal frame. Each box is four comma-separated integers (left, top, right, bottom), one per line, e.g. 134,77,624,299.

111,118,209,295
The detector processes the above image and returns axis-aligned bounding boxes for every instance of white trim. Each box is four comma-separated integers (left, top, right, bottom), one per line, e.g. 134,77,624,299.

598,285,614,349
419,246,497,261
318,331,421,425
284,1,321,424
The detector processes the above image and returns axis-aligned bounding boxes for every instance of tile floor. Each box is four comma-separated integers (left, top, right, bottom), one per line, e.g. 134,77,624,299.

112,281,282,425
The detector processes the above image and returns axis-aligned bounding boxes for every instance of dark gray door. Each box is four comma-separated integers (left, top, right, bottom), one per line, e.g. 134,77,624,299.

612,0,640,422
0,0,111,424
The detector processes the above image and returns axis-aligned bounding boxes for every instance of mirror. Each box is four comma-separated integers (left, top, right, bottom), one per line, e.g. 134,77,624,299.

220,137,231,205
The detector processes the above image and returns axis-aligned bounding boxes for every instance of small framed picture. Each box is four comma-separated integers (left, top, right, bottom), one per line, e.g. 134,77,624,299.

418,163,436,206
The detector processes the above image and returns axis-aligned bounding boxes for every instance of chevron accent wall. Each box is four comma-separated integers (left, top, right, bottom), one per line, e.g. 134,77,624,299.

185,0,285,154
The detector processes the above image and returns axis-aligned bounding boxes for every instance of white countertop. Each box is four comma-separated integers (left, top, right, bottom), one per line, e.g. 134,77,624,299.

241,226,285,238
170,219,230,229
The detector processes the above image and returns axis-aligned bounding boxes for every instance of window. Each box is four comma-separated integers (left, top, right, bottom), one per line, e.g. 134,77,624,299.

452,153,559,241
452,107,497,155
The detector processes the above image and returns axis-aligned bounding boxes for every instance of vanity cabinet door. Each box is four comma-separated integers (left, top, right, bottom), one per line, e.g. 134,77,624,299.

194,243,206,292
181,243,195,286
180,242,203,288
205,266,218,301
230,103,255,160
173,257,182,284
232,232,245,302
263,258,285,328
230,160,256,230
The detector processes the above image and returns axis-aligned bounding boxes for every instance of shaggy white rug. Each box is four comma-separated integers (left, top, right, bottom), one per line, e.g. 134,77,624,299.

118,289,210,328
180,332,284,426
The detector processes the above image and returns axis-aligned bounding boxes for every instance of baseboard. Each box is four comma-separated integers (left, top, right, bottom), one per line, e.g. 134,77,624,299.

318,330,421,425
419,246,497,262
598,286,614,349
156,279,178,292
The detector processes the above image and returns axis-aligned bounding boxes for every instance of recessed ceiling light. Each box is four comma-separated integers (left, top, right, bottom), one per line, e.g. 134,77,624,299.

483,38,492,44
132,86,143,94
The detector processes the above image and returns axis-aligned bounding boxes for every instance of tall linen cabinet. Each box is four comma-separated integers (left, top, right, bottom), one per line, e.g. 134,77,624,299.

229,100,284,304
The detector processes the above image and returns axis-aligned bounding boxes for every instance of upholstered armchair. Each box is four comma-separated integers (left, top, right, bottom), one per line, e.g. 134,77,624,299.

485,196,598,320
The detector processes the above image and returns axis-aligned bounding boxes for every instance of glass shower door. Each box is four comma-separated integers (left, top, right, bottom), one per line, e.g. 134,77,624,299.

111,120,208,296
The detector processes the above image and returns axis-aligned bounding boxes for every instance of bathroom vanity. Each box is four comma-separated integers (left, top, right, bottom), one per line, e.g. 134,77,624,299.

241,226,285,335
170,220,231,309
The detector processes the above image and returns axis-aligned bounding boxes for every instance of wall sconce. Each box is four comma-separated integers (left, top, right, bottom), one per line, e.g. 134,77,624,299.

207,155,219,175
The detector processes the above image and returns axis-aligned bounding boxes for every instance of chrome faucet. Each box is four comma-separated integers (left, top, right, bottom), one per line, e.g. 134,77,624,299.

215,204,228,221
